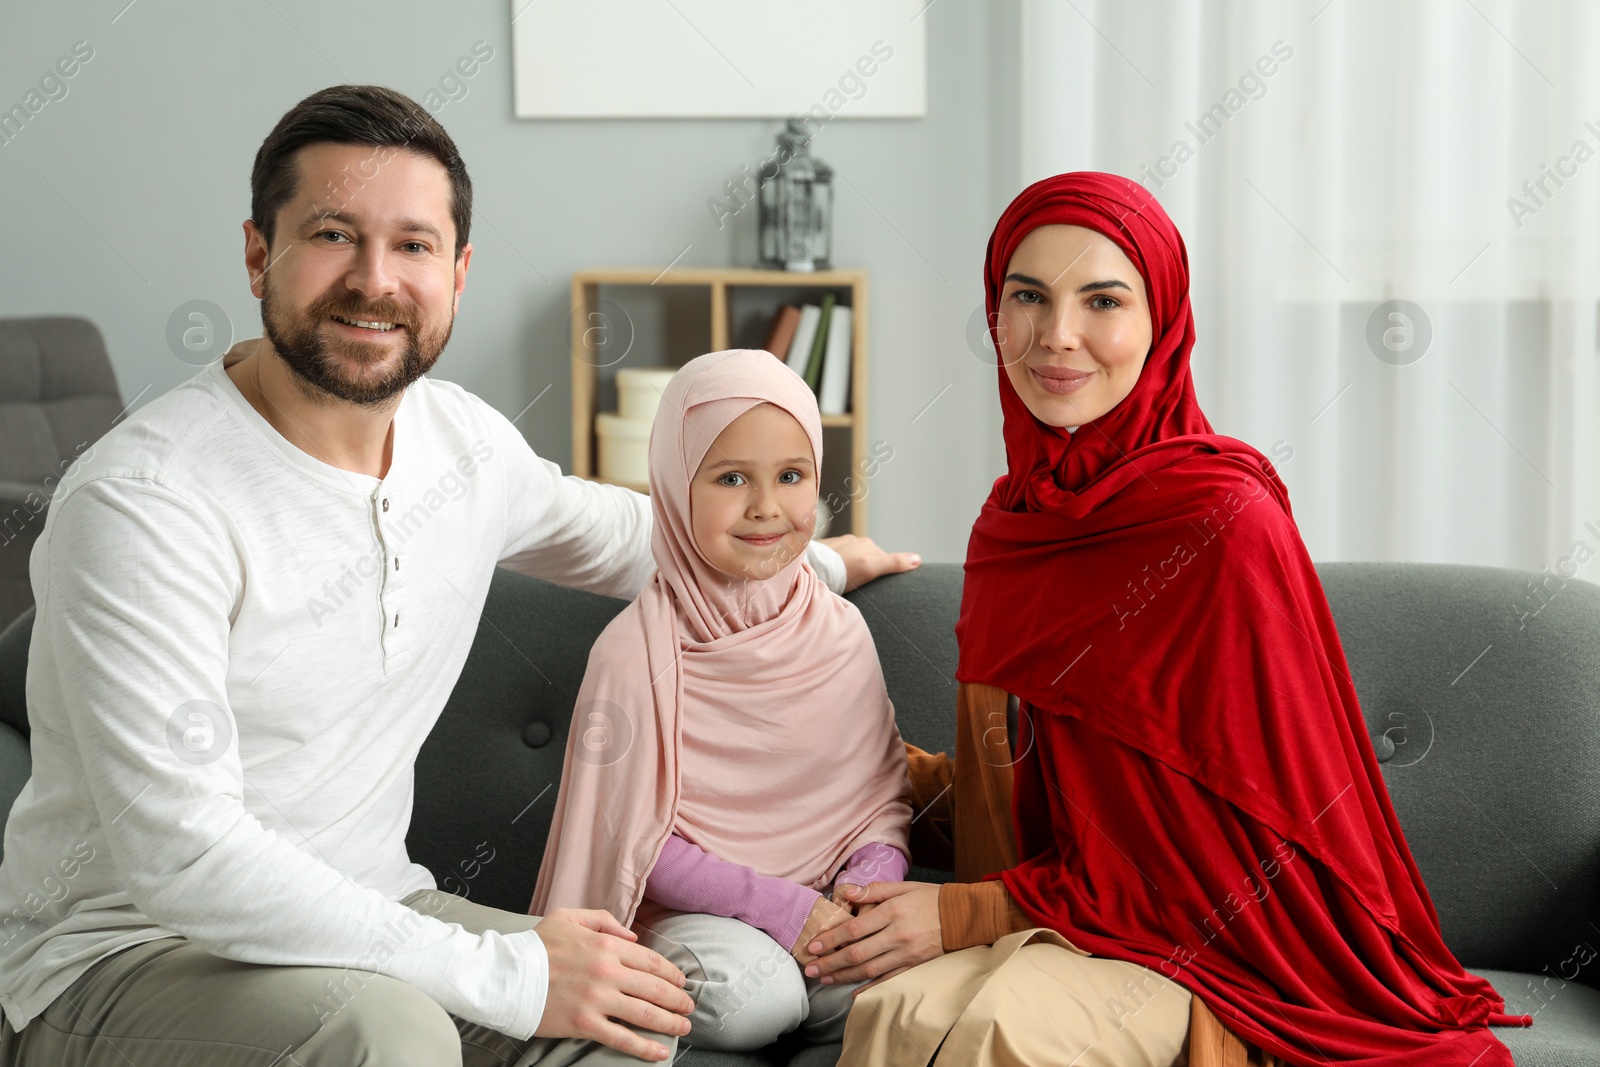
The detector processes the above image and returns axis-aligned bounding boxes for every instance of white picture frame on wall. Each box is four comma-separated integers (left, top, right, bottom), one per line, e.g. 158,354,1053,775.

511,0,927,119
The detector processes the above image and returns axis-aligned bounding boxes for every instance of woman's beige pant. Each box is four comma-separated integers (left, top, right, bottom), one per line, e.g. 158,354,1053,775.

839,928,1192,1067
0,889,675,1066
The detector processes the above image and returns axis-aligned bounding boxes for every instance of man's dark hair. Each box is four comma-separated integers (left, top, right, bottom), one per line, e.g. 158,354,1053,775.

251,85,472,258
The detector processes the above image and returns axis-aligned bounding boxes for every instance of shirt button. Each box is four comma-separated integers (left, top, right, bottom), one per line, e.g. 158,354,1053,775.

381,498,390,512
394,558,400,571
394,613,400,627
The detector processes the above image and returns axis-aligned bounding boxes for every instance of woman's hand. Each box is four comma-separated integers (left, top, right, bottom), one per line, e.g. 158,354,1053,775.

832,884,878,922
802,881,944,993
832,883,883,921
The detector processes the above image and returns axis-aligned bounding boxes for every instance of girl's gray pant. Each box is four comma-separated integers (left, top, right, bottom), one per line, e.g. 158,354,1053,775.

633,904,863,1053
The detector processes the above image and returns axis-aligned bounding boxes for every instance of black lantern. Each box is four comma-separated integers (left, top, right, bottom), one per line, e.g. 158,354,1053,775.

758,119,833,272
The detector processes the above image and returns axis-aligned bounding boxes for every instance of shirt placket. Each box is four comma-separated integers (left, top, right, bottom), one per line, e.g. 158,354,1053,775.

375,487,408,670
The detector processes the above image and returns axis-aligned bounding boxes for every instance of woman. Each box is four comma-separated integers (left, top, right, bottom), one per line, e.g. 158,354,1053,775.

802,172,1530,1065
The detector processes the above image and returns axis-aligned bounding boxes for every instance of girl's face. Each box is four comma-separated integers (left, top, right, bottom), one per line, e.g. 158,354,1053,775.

690,402,817,582
995,224,1154,429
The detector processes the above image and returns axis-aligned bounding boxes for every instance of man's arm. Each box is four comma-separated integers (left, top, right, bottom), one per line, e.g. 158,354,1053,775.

39,478,625,1040
495,458,658,599
221,344,922,595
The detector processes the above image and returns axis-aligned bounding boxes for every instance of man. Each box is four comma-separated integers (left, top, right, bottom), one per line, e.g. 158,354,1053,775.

0,85,918,1066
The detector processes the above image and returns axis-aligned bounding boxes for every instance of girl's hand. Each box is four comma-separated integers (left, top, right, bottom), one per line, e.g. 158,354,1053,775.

791,896,854,966
802,881,944,993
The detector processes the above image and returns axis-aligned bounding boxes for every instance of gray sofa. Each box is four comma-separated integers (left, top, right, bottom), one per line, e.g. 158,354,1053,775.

0,316,125,631
0,562,1597,1065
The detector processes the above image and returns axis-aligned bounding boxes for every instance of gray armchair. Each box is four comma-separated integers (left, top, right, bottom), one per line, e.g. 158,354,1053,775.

0,316,124,629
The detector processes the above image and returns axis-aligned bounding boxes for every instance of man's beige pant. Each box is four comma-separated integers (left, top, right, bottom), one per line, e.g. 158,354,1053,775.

0,889,676,1066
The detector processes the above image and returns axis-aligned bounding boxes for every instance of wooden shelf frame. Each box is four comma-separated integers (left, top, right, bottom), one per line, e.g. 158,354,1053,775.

570,267,870,535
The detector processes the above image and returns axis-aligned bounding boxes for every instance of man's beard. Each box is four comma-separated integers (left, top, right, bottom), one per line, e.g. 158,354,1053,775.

260,285,453,407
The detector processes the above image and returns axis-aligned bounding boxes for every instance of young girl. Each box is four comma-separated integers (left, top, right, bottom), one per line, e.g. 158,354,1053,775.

532,348,912,1051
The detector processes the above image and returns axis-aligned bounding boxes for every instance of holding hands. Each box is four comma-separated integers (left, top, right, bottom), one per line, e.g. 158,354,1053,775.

804,881,946,994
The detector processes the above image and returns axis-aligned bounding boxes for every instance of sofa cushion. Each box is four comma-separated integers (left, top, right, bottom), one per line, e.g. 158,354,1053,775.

405,568,629,911
842,566,962,763
1478,968,1600,1066
1318,562,1600,980
786,1043,843,1066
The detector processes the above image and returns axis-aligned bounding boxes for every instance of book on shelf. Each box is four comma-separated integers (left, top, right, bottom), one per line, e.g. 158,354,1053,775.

803,293,836,393
785,305,822,377
818,305,852,416
763,305,801,362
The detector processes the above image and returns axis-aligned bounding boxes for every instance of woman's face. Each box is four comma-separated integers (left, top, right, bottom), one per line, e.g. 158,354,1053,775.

994,224,1154,429
689,402,817,582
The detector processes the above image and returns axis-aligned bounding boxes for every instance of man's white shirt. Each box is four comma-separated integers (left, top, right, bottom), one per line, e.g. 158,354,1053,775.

0,359,846,1037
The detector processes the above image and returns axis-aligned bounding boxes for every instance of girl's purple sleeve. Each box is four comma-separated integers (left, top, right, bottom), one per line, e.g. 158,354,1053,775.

644,833,820,951
832,842,910,890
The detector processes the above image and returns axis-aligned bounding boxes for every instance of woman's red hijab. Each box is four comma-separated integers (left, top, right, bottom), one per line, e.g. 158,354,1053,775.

956,172,1527,1065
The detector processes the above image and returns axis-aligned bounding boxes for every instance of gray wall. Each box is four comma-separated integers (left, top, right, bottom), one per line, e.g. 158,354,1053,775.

0,0,1021,564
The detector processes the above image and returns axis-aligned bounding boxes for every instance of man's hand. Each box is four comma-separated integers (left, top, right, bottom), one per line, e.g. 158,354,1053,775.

818,535,921,592
534,909,694,1062
801,882,943,995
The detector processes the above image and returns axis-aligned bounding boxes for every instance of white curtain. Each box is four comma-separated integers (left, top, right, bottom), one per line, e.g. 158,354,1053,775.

1019,0,1600,573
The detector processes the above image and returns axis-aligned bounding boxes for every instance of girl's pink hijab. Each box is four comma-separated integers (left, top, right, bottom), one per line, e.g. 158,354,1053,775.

530,350,910,925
